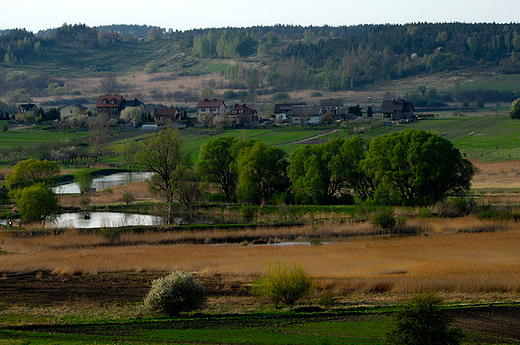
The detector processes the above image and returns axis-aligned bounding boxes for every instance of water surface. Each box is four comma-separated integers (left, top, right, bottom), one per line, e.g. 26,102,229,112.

53,172,154,194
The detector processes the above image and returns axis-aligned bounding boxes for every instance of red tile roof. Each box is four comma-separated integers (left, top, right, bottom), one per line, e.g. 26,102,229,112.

96,94,124,108
227,103,257,116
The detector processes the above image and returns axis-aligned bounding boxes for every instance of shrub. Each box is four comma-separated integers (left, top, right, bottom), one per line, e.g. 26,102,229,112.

385,291,463,345
14,183,58,222
372,209,397,232
142,271,208,316
121,191,135,205
99,227,122,244
436,197,475,217
251,261,314,305
79,196,91,210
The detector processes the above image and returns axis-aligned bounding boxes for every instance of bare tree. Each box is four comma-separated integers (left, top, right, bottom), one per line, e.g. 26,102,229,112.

100,73,119,94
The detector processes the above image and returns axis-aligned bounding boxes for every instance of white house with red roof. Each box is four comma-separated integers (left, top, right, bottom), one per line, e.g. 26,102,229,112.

226,103,258,126
196,99,227,117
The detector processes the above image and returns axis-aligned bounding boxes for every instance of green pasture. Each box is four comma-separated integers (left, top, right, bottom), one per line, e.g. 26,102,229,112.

459,74,520,93
0,128,89,151
349,115,520,161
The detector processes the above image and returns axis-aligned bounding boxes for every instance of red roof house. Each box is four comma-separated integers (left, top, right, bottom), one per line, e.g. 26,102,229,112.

196,99,227,117
227,103,258,126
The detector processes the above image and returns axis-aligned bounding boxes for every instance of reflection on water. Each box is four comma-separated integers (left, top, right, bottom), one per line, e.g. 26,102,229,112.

47,212,166,229
53,172,154,194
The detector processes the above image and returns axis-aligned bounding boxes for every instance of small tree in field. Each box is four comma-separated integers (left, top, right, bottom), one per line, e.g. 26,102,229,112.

122,191,135,205
142,271,208,316
372,209,397,232
14,183,58,222
385,291,463,345
74,169,93,195
252,261,314,305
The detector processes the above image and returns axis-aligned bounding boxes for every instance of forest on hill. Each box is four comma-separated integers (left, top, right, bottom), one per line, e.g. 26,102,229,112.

1,22,520,104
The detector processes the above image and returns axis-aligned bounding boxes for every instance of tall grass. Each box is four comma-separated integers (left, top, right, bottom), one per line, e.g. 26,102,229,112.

1,218,519,294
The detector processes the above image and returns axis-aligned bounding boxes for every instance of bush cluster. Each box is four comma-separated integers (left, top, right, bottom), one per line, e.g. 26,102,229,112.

251,262,314,305
142,271,208,316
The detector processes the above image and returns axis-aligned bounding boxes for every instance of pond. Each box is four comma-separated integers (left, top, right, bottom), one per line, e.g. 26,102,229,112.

46,212,166,229
53,172,154,194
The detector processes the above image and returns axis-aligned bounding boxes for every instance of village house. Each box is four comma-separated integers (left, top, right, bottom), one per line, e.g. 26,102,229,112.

58,104,88,121
320,98,344,115
154,107,181,123
274,103,306,122
380,99,415,121
227,103,258,127
15,103,39,122
96,95,145,119
288,105,323,125
196,99,227,117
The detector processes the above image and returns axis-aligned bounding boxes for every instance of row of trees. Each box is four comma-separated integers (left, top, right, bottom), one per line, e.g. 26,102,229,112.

196,130,475,206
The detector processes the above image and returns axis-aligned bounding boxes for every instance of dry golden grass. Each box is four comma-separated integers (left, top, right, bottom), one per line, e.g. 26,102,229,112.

1,218,519,294
58,181,152,206
471,160,520,189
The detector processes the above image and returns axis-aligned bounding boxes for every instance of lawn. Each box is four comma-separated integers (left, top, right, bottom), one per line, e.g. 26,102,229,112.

0,127,89,150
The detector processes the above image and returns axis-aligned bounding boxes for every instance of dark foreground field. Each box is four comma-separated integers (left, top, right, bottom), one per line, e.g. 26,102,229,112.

0,271,519,344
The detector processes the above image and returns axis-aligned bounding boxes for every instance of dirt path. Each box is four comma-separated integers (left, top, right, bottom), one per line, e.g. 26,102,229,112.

281,129,341,146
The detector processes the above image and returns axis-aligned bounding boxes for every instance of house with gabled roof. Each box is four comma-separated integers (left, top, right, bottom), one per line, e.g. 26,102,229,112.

96,94,146,119
381,99,414,121
154,107,181,123
58,104,88,121
196,99,226,117
274,103,306,122
288,105,323,126
227,103,258,127
320,98,344,115
96,94,124,119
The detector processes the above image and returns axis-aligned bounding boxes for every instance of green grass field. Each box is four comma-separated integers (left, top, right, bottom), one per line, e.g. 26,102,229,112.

0,128,89,150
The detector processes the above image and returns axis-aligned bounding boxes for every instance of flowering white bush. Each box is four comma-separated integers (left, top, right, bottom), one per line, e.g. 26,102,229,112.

142,271,207,316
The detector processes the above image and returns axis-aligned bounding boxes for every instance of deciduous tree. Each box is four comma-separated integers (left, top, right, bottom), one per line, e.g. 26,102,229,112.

5,158,60,190
14,183,58,222
137,128,182,223
509,97,520,119
196,137,238,200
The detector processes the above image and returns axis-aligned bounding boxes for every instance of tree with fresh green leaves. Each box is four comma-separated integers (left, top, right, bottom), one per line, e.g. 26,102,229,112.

14,183,58,222
363,129,475,206
136,128,182,223
509,97,520,119
196,137,238,200
385,291,463,345
74,169,93,195
171,164,202,217
288,138,350,204
120,106,143,126
116,141,139,171
237,141,289,204
5,158,60,190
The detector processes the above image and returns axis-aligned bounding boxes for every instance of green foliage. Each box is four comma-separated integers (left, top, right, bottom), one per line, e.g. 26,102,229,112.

6,158,60,190
509,98,520,119
385,291,463,345
196,136,238,200
436,197,475,218
252,261,314,305
2,123,7,133
74,169,93,195
14,183,58,222
145,61,159,74
237,141,289,204
372,209,397,232
142,271,208,316
364,129,475,206
121,191,135,205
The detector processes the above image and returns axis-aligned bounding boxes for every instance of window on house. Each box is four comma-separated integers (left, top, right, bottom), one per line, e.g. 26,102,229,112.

111,100,115,104
201,108,206,112
103,100,107,104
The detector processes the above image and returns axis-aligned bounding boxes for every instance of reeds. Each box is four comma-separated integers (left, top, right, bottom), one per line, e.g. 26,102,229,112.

1,219,519,294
